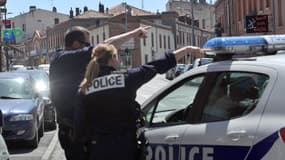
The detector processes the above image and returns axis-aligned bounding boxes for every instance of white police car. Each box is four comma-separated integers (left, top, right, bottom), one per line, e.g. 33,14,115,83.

141,35,285,160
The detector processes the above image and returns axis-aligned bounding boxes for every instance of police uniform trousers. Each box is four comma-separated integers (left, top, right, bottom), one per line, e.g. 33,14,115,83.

58,124,89,160
89,131,137,160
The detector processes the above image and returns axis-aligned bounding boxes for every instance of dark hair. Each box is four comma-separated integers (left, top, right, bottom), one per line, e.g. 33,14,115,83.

64,26,90,48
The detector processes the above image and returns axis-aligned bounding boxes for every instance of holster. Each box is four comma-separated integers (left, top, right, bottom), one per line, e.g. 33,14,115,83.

136,129,148,160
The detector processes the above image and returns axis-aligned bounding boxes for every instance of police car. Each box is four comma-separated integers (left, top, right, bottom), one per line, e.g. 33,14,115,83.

141,35,285,160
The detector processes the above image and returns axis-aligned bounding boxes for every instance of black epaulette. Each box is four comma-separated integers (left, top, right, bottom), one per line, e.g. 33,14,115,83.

112,69,128,75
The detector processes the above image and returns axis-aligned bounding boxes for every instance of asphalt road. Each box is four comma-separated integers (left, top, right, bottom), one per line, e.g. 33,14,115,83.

7,129,57,160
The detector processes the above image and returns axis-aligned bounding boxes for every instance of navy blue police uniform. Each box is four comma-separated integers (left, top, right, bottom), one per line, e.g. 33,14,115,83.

49,46,93,160
74,52,177,160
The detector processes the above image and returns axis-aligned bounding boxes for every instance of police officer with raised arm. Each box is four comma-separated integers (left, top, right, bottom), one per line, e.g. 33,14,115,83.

49,25,151,160
73,41,205,160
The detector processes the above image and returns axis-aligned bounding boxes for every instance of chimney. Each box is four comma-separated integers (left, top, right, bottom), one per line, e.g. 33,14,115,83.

52,6,57,12
84,6,88,12
75,7,80,16
29,6,36,12
99,3,104,13
69,7,74,18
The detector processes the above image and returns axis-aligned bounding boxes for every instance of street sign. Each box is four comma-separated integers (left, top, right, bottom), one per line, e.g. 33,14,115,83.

245,15,269,33
2,28,23,42
0,0,6,6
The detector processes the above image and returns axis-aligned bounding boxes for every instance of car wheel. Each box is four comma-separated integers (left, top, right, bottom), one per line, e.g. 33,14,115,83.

39,119,44,138
28,128,39,148
49,120,57,130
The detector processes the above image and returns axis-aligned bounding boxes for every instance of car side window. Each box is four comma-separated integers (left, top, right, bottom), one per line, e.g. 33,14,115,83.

201,72,269,122
144,75,205,125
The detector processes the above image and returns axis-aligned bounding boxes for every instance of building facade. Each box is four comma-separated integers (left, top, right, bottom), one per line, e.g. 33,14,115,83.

166,0,215,31
215,0,285,36
11,6,69,43
12,2,214,66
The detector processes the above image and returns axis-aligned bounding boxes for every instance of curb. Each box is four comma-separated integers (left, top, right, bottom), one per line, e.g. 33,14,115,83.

41,128,58,160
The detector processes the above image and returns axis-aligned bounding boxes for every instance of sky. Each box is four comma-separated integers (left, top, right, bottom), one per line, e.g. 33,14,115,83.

5,0,215,18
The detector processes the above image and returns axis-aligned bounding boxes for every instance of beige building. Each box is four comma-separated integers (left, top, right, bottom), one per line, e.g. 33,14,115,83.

215,0,285,36
166,0,215,31
11,6,69,43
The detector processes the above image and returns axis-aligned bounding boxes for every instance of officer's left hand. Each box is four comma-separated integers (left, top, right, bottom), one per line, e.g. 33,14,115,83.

174,46,210,61
132,26,151,39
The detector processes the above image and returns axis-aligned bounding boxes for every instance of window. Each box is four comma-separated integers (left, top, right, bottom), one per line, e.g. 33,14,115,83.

54,18,59,25
151,33,154,47
144,54,148,64
143,38,146,46
159,34,162,48
168,36,171,49
22,24,26,32
260,0,264,10
96,35,99,44
91,36,94,45
103,32,106,40
265,0,270,8
144,75,205,125
163,35,166,49
278,0,283,26
201,72,269,122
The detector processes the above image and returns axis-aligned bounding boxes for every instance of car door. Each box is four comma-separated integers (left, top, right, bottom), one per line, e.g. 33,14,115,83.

180,67,274,160
143,74,206,160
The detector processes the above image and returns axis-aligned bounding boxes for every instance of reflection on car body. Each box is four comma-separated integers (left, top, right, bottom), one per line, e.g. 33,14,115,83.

0,72,45,148
140,34,285,160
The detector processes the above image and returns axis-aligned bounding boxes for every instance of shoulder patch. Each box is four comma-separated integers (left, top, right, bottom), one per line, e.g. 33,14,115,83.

85,74,125,95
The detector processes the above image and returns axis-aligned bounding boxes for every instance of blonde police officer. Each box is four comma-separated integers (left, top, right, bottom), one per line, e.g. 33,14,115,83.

73,43,205,160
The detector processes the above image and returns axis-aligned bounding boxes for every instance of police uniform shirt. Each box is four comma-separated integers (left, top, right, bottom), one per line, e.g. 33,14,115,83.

49,46,93,126
75,53,176,136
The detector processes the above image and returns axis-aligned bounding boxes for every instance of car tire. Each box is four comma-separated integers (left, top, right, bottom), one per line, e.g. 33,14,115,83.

28,128,39,148
46,121,57,131
39,119,44,138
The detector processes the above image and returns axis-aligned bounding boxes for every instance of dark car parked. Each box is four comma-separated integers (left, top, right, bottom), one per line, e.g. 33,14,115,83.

165,64,186,80
0,72,45,148
13,69,56,130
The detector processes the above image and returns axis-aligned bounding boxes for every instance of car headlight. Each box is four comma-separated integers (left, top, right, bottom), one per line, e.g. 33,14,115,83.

10,114,34,122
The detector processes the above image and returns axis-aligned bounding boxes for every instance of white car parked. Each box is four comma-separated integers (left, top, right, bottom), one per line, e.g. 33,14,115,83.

140,35,285,160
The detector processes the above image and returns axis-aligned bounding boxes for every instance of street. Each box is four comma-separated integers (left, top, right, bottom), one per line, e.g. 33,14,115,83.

7,129,57,160
5,74,169,160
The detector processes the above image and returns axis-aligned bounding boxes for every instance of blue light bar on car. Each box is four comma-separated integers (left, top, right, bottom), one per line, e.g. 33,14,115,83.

203,36,267,54
203,34,285,55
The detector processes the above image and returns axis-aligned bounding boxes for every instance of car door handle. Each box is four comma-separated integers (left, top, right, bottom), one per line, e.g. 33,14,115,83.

165,135,180,142
227,130,247,141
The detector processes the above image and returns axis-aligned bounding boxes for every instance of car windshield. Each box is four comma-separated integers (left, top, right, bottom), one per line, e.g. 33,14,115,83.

0,78,33,99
